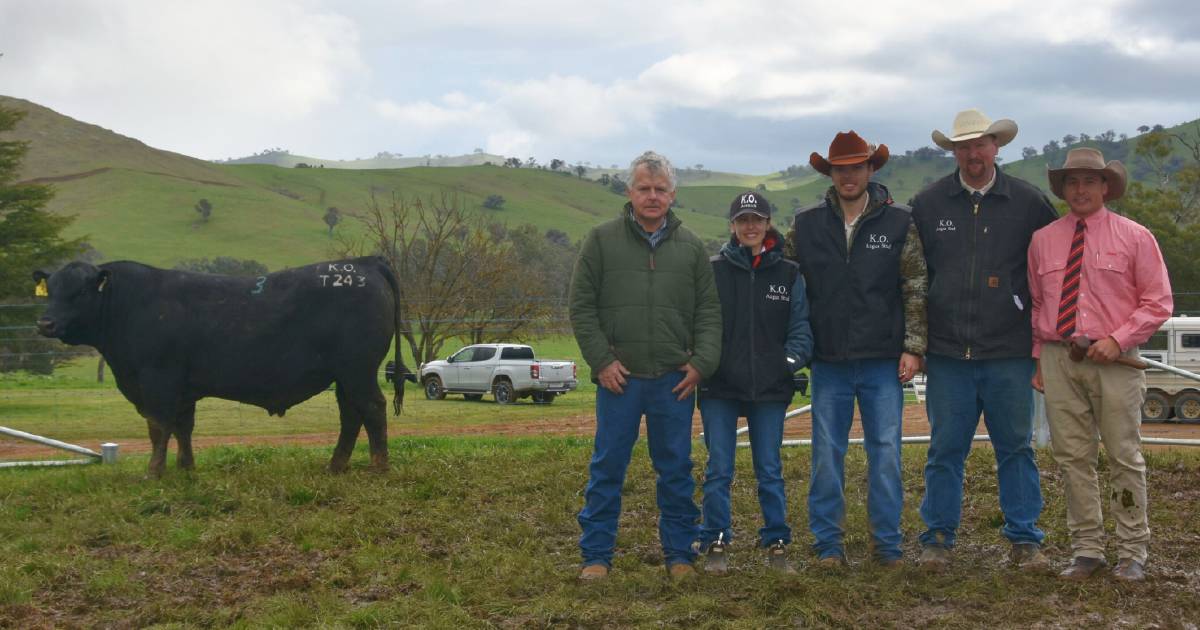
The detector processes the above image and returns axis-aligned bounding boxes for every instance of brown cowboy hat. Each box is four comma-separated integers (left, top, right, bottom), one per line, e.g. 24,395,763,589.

931,108,1018,150
1047,147,1127,201
809,131,889,176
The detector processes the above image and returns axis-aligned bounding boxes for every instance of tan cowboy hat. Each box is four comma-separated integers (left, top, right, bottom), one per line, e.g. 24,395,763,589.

931,108,1018,150
809,130,889,176
1047,147,1127,201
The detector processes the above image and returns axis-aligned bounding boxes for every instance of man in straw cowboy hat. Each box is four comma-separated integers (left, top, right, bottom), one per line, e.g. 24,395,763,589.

1028,147,1172,582
790,131,927,567
910,109,1058,572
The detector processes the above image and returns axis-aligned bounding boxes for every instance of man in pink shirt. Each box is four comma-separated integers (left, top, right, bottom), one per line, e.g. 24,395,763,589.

1028,147,1173,583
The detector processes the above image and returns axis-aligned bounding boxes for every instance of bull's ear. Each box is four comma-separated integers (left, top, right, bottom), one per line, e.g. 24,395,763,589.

96,269,111,293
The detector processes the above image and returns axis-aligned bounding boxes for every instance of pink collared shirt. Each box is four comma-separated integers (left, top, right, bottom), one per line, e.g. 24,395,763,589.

1028,206,1173,358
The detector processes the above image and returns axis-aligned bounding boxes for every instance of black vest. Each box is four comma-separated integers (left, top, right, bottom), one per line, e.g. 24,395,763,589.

792,196,912,362
702,246,799,402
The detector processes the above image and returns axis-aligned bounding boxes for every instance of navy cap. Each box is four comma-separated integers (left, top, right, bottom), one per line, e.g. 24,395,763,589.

729,191,771,220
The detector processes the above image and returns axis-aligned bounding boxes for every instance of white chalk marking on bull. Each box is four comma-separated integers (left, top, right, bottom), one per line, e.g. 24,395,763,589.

250,276,266,295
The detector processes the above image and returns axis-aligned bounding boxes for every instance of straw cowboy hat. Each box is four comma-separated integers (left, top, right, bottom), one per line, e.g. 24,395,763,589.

931,108,1018,150
1047,147,1127,201
810,131,889,176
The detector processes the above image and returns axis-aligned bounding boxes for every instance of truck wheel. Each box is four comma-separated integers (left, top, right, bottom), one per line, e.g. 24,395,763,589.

1175,392,1200,423
493,379,515,405
532,391,556,404
1142,391,1170,422
464,393,483,401
423,376,446,400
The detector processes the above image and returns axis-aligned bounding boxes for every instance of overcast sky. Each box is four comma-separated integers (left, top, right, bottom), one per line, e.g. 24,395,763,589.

2,0,1198,173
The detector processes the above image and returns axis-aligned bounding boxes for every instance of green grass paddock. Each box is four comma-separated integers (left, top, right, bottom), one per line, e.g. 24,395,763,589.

1,437,1198,627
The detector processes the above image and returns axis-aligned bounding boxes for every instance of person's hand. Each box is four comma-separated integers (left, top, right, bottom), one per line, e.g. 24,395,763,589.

672,363,702,400
1031,359,1044,393
1087,336,1121,364
898,352,921,384
597,360,630,394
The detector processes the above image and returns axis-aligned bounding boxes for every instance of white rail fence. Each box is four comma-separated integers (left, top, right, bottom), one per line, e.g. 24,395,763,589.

732,356,1200,449
0,426,118,469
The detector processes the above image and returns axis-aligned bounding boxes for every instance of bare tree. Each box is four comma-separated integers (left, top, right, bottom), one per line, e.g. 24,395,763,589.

336,193,558,366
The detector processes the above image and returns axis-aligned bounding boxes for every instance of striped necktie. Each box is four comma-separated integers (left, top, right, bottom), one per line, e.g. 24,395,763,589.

1056,220,1087,338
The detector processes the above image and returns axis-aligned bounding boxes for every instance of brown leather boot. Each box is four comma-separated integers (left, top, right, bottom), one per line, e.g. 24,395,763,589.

1111,558,1146,582
1059,556,1107,581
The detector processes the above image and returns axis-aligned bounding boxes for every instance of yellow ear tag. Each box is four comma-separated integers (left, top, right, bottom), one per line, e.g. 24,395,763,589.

35,278,49,297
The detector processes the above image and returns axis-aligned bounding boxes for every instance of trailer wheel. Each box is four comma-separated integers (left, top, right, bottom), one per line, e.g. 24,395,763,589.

1175,392,1200,423
1142,391,1170,422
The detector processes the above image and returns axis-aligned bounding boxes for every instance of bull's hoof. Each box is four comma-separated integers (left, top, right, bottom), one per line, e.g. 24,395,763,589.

369,454,390,473
144,467,165,480
328,458,351,474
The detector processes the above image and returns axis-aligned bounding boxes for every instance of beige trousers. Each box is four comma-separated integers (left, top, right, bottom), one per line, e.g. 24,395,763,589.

1040,343,1149,563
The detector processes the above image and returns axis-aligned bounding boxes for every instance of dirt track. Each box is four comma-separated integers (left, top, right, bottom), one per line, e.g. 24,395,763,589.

3,404,1198,460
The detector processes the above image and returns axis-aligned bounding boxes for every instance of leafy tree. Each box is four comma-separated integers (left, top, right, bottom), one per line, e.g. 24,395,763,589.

598,173,611,186
503,157,522,168
1022,146,1038,160
194,198,213,221
1079,133,1091,143
482,194,506,209
1137,125,1151,134
755,183,768,192
574,164,587,178
1043,139,1061,155
1,104,88,372
323,206,340,235
545,228,570,248
1062,134,1078,146
549,158,564,171
174,257,269,276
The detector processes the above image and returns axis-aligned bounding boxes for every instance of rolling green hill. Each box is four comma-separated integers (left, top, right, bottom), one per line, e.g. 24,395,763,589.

4,93,1196,271
1,95,729,270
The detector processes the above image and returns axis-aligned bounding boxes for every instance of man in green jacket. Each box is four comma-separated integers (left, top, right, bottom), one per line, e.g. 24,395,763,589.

570,150,722,581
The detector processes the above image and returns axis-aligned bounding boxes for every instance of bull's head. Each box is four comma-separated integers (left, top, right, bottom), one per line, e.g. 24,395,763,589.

33,263,111,345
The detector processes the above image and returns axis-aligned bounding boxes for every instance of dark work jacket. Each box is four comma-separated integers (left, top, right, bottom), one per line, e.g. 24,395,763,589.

910,168,1057,360
791,183,913,362
700,230,813,402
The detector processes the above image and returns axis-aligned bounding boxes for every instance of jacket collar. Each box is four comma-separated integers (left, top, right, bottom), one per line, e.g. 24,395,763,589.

720,228,786,270
826,181,894,222
943,167,1012,199
622,201,680,236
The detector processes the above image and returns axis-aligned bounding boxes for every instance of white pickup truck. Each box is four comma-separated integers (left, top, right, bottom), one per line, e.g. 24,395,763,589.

418,343,578,404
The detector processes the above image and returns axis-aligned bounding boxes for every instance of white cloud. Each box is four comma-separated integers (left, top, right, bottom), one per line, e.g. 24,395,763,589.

0,0,364,157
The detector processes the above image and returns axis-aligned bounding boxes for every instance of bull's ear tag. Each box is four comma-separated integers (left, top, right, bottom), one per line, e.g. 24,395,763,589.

35,278,48,297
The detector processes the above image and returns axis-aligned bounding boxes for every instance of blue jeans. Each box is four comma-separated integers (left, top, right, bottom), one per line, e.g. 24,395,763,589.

578,372,700,567
808,359,904,561
698,398,791,549
919,354,1045,548
806,357,902,559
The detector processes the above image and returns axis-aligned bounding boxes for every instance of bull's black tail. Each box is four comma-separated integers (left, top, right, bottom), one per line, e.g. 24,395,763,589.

378,258,413,414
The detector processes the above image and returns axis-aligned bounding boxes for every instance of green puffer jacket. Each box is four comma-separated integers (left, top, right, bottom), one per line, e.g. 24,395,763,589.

569,205,722,380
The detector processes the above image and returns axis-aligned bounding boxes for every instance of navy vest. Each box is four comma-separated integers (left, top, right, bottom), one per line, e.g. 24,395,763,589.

792,199,912,362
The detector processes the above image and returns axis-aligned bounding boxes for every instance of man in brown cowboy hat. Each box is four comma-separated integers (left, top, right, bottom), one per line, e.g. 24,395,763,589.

910,109,1058,572
1028,147,1173,582
790,130,927,566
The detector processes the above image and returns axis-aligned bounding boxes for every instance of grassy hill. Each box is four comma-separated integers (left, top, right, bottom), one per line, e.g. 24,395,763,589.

4,93,1196,270
1,95,729,270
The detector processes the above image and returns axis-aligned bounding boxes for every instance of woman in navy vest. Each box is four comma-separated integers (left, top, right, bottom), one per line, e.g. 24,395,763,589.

697,191,813,575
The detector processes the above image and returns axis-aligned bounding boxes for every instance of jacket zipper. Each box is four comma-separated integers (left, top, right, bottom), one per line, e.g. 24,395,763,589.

748,267,757,400
965,196,982,360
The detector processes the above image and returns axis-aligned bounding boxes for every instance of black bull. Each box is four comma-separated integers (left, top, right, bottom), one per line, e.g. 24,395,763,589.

33,257,415,477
